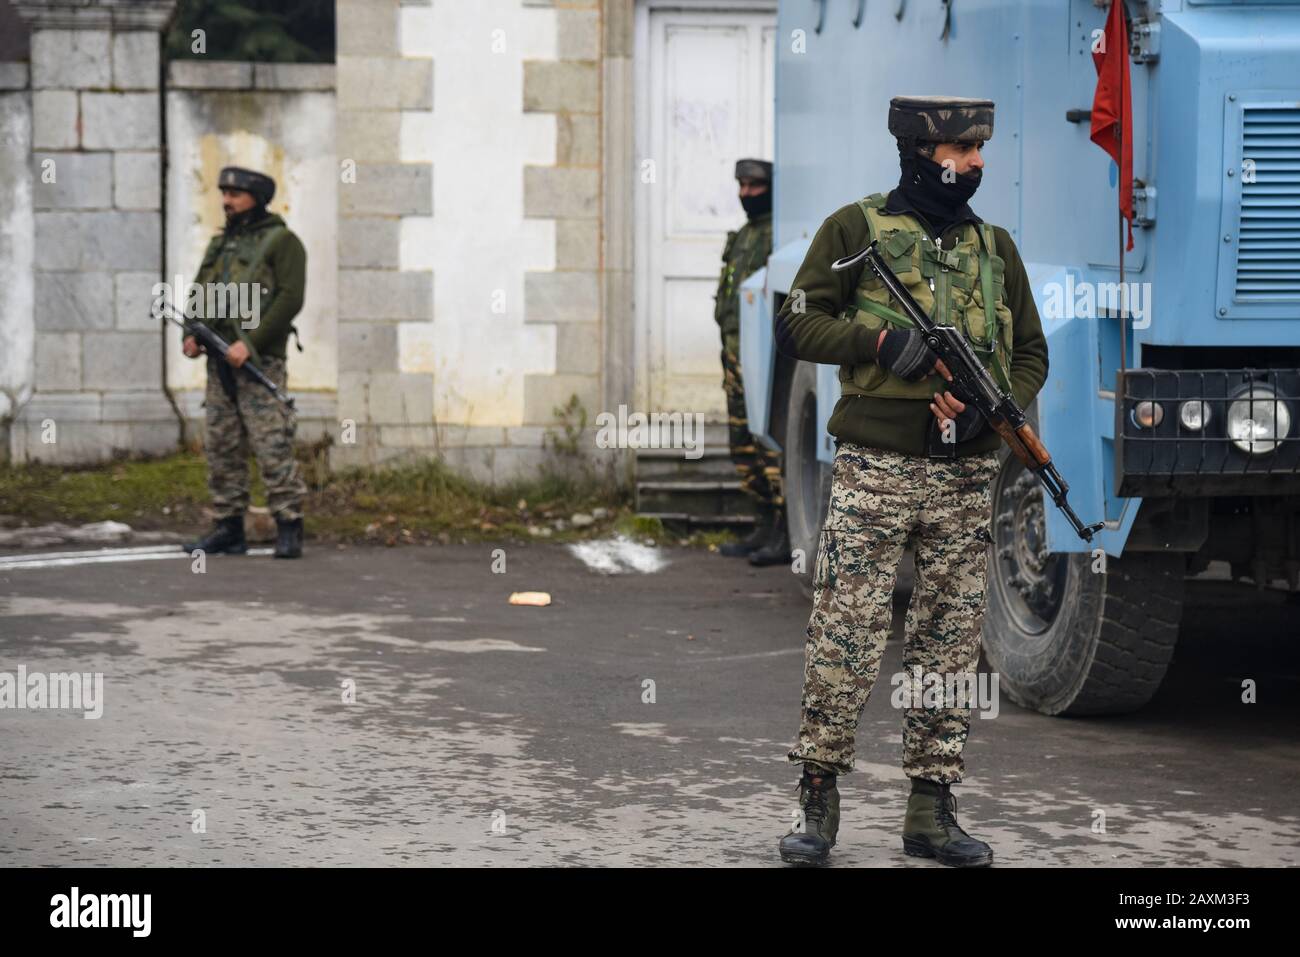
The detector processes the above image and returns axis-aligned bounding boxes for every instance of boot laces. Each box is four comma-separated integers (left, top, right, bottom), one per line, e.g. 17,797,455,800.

796,776,832,827
935,791,968,836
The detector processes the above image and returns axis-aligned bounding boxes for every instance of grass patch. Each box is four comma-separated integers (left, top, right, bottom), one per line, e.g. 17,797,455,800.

0,446,635,545
0,454,212,529
608,514,746,551
314,456,625,544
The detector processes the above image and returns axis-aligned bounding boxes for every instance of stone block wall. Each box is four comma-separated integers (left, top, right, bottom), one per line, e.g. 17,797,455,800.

9,1,176,464
3,0,640,487
520,0,605,460
0,63,34,452
328,0,628,484
331,0,437,472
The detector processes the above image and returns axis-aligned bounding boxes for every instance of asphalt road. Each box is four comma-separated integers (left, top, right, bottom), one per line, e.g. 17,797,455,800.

1,539,1297,867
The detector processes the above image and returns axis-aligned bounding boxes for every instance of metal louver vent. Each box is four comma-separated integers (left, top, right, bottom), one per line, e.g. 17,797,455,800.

1236,106,1300,301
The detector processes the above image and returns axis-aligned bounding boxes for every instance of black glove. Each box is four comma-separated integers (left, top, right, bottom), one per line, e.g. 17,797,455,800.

948,402,987,443
876,328,940,382
932,381,985,445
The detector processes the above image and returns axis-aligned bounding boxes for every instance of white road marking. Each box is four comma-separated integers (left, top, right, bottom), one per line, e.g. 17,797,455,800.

0,546,274,570
0,544,187,562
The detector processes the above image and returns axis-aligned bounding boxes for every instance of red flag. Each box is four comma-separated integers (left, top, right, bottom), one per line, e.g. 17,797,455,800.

1090,0,1134,251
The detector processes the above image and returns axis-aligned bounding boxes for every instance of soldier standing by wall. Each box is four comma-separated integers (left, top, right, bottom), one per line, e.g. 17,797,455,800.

772,98,1050,866
181,167,310,560
714,159,789,566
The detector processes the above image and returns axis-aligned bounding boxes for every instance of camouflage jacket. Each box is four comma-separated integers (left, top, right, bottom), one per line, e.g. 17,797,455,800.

192,212,306,361
713,211,772,340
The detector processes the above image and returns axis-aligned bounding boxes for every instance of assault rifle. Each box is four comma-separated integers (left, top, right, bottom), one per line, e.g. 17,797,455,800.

831,240,1104,543
155,298,295,410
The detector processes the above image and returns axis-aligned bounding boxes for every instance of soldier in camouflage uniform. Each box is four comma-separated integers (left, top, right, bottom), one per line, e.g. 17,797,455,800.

772,98,1050,866
714,159,789,566
181,167,309,560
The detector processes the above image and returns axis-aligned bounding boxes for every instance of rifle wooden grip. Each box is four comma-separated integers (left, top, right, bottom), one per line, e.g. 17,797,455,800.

1016,422,1051,465
991,419,1051,468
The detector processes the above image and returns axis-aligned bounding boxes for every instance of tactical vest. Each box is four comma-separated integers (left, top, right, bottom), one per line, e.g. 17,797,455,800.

714,212,772,340
839,193,1014,399
195,217,298,360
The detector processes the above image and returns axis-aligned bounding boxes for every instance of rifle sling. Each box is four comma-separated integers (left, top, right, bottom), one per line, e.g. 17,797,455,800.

854,293,915,330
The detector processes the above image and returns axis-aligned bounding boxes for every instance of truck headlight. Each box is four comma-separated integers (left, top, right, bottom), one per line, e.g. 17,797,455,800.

1227,384,1291,455
1131,400,1163,429
1178,400,1211,431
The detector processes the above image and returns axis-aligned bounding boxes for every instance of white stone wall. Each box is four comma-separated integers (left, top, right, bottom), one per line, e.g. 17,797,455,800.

397,0,559,428
331,0,612,483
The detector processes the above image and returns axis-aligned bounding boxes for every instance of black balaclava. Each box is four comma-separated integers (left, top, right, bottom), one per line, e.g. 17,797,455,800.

897,146,981,239
224,203,268,234
740,186,772,220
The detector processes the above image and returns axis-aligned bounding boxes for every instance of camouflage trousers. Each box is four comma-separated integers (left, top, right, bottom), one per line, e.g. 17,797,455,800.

788,442,1001,783
204,355,306,522
721,341,783,509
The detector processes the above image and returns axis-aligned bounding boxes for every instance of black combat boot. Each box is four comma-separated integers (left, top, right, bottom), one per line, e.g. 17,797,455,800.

182,515,247,555
274,517,304,559
719,505,774,557
778,765,840,865
901,777,993,867
748,507,791,567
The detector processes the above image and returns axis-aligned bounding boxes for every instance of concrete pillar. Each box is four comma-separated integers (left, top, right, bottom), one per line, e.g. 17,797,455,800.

11,0,177,464
332,0,435,470
520,0,603,432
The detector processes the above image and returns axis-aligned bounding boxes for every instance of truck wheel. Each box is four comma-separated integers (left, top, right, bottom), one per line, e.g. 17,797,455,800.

783,360,831,595
980,424,1185,715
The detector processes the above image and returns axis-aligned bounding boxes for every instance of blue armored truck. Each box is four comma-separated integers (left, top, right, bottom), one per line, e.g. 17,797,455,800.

738,0,1300,714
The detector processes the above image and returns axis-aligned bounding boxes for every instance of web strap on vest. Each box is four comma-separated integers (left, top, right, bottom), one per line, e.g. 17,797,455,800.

974,223,1012,393
854,293,915,329
853,194,916,330
974,223,998,348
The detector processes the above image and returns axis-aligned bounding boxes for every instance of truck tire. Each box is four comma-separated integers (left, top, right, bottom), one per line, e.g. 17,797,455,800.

980,407,1185,715
782,360,831,595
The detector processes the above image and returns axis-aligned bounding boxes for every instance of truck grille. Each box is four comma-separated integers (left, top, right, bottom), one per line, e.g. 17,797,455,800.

1118,368,1300,496
1236,106,1300,301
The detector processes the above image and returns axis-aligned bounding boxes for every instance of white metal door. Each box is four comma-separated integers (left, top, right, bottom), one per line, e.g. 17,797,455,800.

635,2,775,417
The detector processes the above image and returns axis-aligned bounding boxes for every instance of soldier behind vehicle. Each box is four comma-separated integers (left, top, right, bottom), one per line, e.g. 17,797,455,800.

181,166,310,560
714,159,790,566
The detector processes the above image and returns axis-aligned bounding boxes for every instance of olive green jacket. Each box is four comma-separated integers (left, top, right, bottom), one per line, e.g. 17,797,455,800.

774,191,1048,457
192,212,307,361
714,211,773,349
